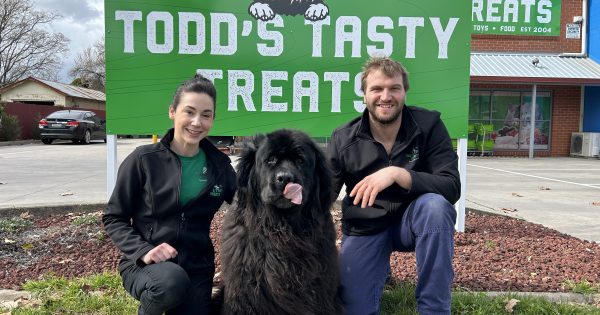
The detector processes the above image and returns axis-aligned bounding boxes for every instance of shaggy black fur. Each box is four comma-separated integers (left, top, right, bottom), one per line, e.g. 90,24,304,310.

218,129,342,314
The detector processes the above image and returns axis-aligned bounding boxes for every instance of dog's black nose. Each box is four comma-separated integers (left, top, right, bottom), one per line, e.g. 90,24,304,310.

275,171,294,184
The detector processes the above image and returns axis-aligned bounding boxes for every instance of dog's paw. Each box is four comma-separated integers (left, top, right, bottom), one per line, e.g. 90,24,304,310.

305,3,329,21
249,2,275,21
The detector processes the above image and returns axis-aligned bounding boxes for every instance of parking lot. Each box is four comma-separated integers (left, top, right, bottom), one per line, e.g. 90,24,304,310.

1,140,599,242
466,157,600,242
0,139,144,208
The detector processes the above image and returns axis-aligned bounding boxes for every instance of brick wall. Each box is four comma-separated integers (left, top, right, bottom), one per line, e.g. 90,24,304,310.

550,86,581,156
471,0,584,53
470,83,581,157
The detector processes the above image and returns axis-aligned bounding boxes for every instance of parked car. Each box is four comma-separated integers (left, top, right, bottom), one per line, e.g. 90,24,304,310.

39,110,106,144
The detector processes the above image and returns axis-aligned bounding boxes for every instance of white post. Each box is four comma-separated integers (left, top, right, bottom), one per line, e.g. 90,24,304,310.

455,138,467,232
529,84,537,159
106,134,118,200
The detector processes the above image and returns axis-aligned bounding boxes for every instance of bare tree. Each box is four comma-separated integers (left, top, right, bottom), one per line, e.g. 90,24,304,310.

69,37,105,92
0,0,69,87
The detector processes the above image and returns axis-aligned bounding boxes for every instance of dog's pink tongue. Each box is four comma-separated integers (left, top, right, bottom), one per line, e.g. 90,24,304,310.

283,183,303,205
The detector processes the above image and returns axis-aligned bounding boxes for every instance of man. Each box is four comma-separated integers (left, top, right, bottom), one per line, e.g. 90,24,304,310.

327,56,460,315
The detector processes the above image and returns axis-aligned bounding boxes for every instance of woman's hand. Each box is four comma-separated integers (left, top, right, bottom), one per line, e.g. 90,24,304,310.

141,243,178,265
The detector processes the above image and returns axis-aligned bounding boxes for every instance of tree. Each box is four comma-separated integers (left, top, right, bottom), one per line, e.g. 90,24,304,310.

69,37,105,92
70,77,90,89
0,0,69,87
0,104,21,141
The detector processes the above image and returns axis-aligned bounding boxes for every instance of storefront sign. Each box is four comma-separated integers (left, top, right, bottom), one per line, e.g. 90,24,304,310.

472,0,561,36
105,0,470,137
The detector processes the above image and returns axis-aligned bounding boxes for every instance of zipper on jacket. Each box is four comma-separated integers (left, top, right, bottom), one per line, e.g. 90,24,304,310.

176,212,185,241
177,212,186,265
146,225,153,241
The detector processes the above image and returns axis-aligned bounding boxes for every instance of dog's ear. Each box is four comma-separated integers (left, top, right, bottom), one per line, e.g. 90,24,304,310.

310,140,333,211
236,134,265,206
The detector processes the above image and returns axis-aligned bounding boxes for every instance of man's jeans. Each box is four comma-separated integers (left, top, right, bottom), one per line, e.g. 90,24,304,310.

339,193,456,315
120,261,213,315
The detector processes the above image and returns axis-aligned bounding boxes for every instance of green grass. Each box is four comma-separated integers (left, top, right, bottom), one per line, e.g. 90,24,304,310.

563,279,600,295
380,281,600,315
70,213,100,226
0,216,31,233
7,273,138,315
4,275,599,314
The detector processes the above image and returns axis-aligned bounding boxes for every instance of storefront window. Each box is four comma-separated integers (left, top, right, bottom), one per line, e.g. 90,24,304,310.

469,91,491,120
491,91,521,150
519,93,551,149
468,90,552,152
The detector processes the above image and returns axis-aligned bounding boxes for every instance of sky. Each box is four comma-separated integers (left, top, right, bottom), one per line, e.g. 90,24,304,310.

34,0,104,83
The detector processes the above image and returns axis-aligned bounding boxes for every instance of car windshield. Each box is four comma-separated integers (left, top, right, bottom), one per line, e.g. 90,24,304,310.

46,111,85,119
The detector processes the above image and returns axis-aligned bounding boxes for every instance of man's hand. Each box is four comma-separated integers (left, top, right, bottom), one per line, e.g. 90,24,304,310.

141,243,178,265
350,166,412,208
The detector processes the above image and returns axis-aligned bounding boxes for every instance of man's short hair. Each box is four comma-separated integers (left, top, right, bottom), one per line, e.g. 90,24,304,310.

360,56,410,93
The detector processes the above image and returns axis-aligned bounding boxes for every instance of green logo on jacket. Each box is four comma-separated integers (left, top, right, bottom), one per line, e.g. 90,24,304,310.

407,147,419,163
210,185,223,197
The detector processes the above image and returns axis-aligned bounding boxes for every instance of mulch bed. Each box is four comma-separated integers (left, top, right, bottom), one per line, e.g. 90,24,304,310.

1,206,599,292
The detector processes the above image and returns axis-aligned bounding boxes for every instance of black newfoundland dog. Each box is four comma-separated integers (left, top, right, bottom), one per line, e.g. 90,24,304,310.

218,129,342,314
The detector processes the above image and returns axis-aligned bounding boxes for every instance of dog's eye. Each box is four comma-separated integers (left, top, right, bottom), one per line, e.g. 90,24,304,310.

267,157,277,166
295,158,304,165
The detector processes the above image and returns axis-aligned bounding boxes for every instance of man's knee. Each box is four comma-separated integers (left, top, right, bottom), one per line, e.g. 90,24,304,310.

412,193,456,228
146,263,191,308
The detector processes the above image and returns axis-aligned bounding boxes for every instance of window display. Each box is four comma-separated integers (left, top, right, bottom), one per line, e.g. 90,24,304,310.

468,90,551,153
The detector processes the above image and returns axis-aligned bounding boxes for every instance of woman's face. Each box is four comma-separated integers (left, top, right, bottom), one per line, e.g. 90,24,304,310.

169,92,214,147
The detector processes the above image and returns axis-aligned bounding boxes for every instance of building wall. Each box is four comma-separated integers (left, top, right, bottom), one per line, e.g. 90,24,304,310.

589,0,600,59
472,0,584,53
551,86,582,155
470,0,588,156
66,97,106,110
584,0,600,132
0,81,67,106
471,83,581,157
583,87,600,132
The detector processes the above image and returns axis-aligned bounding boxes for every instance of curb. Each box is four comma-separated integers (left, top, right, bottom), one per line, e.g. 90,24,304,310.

0,203,106,218
473,291,600,305
0,140,38,147
0,289,32,310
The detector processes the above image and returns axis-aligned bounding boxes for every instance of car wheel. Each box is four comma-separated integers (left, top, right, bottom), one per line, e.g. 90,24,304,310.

41,138,53,145
103,137,107,143
81,130,91,144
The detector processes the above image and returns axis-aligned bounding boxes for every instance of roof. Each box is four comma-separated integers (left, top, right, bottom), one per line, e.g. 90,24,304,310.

0,77,105,101
470,53,600,84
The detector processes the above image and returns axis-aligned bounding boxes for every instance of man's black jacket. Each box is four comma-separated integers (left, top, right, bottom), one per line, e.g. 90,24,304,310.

327,106,460,235
102,129,236,273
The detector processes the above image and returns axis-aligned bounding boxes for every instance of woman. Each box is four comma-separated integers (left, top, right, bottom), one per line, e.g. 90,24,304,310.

102,75,236,315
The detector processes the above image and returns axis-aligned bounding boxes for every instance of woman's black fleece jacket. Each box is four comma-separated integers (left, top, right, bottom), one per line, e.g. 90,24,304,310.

102,129,236,274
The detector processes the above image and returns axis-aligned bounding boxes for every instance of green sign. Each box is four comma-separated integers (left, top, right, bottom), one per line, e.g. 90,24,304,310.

105,0,470,138
472,0,562,36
